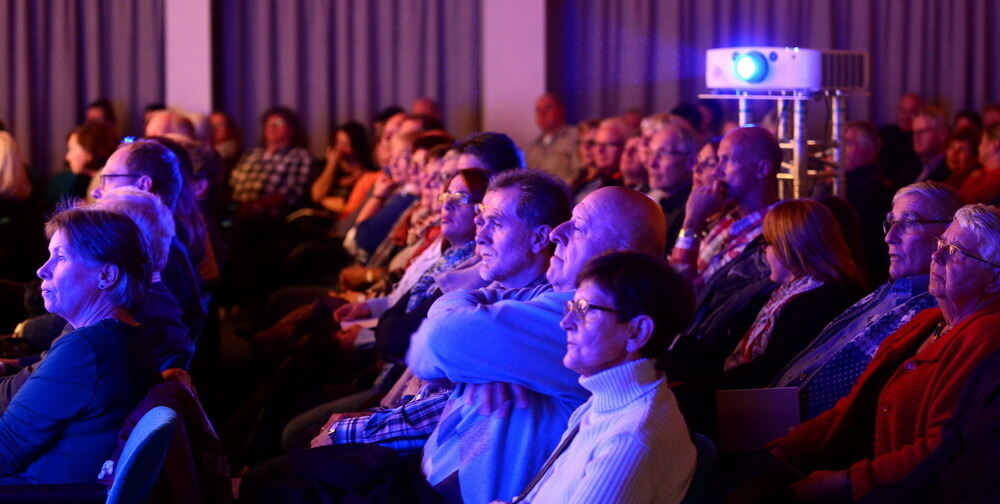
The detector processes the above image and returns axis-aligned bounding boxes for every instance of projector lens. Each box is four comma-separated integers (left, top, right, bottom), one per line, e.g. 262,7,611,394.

734,51,768,83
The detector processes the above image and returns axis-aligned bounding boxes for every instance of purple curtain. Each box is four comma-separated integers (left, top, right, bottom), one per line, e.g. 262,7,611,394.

0,0,164,180
215,0,482,158
548,0,1000,126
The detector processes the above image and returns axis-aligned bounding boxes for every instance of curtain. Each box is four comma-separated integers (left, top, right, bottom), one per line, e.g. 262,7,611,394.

548,0,1000,126
0,0,164,181
215,0,482,158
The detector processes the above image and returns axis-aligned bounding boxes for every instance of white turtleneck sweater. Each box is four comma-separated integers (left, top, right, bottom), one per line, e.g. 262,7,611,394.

524,358,696,504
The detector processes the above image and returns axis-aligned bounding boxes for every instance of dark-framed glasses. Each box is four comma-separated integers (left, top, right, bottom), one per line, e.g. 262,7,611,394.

99,173,142,187
936,238,1000,268
882,217,951,234
563,298,620,319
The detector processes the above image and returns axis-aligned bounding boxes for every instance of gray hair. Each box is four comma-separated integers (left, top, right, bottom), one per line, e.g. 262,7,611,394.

92,187,176,274
893,181,963,220
953,204,1000,263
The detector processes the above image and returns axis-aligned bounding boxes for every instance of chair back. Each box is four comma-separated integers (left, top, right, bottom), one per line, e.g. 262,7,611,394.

680,432,717,504
106,405,179,504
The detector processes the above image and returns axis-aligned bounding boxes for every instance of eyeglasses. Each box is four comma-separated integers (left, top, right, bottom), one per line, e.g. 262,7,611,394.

695,157,719,169
473,203,489,216
563,298,620,319
437,191,473,209
882,217,951,234
936,238,1000,268
99,173,142,187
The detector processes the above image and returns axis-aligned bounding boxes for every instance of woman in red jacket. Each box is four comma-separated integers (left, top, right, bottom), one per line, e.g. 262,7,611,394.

766,203,1000,502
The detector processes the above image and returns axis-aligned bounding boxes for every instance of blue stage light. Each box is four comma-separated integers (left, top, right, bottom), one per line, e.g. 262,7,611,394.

734,51,768,83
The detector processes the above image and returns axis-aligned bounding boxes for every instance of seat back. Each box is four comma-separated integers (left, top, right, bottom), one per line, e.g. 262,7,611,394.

680,432,718,504
106,406,179,504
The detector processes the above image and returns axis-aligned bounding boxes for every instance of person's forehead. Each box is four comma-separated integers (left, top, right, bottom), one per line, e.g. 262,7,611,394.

447,174,469,192
102,150,132,175
457,153,485,170
891,193,933,217
595,127,621,141
486,187,520,210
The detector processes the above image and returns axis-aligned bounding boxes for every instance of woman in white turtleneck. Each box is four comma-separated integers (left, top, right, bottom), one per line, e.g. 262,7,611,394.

497,251,697,504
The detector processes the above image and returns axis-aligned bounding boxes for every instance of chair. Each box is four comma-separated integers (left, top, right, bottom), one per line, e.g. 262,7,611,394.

0,406,179,504
105,405,180,503
680,432,718,504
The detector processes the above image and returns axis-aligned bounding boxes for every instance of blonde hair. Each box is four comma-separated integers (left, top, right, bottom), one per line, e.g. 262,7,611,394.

764,199,863,287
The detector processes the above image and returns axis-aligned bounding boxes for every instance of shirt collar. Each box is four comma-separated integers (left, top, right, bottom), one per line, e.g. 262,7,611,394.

887,274,930,297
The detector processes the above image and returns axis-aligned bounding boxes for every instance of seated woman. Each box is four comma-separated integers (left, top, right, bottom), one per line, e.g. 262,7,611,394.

720,199,864,389
766,204,1000,502
509,251,697,504
309,121,378,225
0,208,159,484
46,120,119,205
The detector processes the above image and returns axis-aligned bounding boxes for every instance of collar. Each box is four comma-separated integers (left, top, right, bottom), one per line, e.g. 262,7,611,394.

579,358,661,413
887,275,930,297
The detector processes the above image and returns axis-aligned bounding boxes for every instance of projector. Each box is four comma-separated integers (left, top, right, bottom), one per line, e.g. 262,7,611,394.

705,46,868,91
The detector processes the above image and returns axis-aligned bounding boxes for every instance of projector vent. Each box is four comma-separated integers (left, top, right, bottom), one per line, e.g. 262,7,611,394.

821,52,868,89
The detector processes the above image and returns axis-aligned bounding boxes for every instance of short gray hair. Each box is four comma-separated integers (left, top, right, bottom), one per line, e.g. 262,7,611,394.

893,181,963,220
92,187,176,274
953,204,1000,263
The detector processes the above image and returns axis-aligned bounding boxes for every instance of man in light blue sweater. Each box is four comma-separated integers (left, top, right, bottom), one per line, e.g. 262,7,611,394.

407,186,669,503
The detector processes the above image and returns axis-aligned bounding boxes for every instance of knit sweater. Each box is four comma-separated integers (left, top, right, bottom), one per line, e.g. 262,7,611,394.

525,359,696,504
772,301,1000,499
407,285,588,504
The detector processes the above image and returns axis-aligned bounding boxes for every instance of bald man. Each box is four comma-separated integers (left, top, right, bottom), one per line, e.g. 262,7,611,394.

407,186,666,504
670,126,780,291
526,93,579,184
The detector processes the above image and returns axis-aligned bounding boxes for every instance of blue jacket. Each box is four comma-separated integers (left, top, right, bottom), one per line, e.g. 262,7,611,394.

0,319,159,484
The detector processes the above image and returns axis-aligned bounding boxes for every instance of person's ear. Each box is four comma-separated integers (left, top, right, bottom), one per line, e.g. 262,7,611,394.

134,174,154,192
625,315,654,354
97,263,120,290
756,159,773,180
193,178,210,199
531,225,553,254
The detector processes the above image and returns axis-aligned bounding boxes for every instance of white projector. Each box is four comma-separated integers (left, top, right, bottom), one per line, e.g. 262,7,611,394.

705,46,868,91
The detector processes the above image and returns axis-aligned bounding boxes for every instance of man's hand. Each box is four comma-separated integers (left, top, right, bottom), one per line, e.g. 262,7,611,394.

334,301,372,323
464,383,531,416
789,469,851,503
309,412,367,448
681,180,728,233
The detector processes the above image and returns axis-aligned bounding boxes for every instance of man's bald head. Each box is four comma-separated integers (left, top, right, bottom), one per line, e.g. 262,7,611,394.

725,126,782,174
547,186,666,291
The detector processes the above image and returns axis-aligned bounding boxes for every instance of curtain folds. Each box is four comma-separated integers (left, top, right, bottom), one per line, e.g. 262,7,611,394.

0,0,164,180
548,0,1000,126
215,0,482,158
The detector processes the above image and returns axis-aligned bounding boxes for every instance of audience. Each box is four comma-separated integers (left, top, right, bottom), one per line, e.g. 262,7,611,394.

961,123,1000,204
766,204,1000,502
0,208,158,484
879,93,922,188
525,93,579,183
911,107,951,184
571,119,626,203
229,106,313,217
47,120,120,204
645,123,699,249
775,182,961,419
407,186,666,503
4,83,1000,503
506,252,696,504
720,199,864,389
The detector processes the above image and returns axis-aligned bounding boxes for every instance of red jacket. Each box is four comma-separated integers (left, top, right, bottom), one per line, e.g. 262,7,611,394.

772,301,1000,499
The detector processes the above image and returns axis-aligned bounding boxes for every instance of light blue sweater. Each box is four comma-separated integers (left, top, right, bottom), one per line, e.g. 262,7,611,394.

407,284,589,504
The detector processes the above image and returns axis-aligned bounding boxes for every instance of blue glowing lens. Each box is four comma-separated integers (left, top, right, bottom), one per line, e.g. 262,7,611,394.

734,52,768,83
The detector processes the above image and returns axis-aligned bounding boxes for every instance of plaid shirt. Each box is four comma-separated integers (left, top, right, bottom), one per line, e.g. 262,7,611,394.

695,204,773,290
229,146,312,206
330,383,452,453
